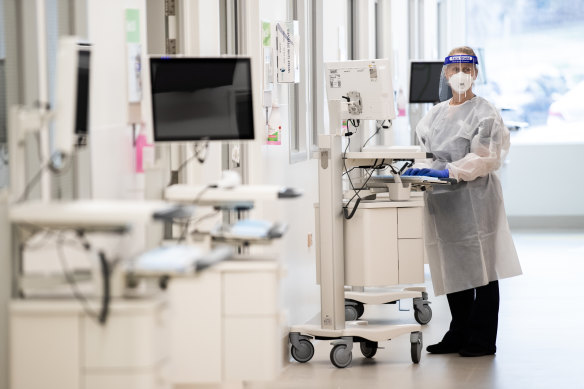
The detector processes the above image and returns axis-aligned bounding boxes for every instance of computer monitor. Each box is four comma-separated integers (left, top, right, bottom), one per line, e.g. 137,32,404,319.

409,60,451,104
149,57,255,142
324,59,396,120
55,37,92,157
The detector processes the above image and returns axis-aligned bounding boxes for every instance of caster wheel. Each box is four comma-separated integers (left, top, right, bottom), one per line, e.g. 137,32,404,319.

360,340,378,358
356,302,365,319
411,334,422,364
291,339,314,363
330,344,352,368
345,305,359,321
414,304,432,325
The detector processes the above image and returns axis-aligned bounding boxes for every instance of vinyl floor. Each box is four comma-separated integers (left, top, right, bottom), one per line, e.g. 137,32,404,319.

249,230,584,389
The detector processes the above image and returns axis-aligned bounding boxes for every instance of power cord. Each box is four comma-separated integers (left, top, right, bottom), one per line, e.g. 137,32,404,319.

362,120,391,149
177,209,220,242
174,141,210,178
56,232,101,323
343,159,386,219
177,184,214,242
15,150,74,203
15,159,51,203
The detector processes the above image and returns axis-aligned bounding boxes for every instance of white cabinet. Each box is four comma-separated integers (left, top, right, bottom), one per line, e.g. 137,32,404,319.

10,298,169,389
170,260,283,385
343,200,425,287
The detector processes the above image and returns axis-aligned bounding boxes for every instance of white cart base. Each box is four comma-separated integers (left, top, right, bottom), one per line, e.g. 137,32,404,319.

289,320,423,368
344,286,432,324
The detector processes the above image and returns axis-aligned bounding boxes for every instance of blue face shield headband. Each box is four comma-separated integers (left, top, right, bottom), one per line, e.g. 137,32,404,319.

444,55,479,65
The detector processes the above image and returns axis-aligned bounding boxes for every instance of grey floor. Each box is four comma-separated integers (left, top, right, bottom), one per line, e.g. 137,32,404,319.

252,230,584,389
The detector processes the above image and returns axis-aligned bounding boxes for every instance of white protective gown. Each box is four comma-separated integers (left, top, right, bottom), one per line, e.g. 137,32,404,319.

416,96,522,296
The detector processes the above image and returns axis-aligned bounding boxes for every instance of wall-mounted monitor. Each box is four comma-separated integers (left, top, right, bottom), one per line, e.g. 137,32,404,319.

409,60,451,104
55,37,92,157
325,59,396,120
149,56,255,142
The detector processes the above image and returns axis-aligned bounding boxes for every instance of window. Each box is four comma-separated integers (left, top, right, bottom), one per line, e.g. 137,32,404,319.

467,0,584,132
288,0,313,163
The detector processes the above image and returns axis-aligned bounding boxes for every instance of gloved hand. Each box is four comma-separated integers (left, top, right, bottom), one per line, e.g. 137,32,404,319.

402,168,420,176
402,168,449,178
416,168,449,178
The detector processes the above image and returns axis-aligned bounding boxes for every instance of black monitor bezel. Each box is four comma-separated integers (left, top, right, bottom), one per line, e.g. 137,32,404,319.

149,56,255,142
409,60,445,104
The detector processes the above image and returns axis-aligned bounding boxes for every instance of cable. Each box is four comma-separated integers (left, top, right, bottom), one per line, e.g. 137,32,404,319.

343,159,386,219
97,250,111,325
362,120,391,149
174,141,210,178
72,230,112,324
342,136,358,194
15,159,51,203
342,166,357,176
14,150,74,203
56,232,100,322
343,197,361,219
177,184,214,242
177,209,220,241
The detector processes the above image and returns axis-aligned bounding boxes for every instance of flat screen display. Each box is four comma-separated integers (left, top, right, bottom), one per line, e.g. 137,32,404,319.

409,61,451,103
75,49,91,135
150,57,255,142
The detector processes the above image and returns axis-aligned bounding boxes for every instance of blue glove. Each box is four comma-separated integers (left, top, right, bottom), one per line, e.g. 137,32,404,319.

402,168,420,176
416,168,449,178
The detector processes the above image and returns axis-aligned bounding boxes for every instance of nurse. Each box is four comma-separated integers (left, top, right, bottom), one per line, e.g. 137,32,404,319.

403,46,522,357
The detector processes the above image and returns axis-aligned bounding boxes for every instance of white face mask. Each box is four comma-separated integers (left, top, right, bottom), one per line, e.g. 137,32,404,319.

449,72,474,94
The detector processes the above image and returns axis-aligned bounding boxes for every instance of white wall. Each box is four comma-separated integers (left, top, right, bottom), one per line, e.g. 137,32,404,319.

0,192,10,389
442,0,466,52
500,130,584,228
87,0,149,200
253,0,320,325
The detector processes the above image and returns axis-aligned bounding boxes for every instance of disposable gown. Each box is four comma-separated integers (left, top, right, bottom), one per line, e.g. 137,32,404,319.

416,96,522,296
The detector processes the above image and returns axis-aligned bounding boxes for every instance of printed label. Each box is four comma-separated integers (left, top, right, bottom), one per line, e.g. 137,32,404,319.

329,70,341,88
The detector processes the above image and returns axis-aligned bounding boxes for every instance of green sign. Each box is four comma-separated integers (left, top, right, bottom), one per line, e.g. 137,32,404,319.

126,9,140,43
262,21,271,47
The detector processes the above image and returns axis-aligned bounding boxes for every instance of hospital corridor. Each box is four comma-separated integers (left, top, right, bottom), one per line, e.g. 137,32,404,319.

250,230,584,389
1,1,584,389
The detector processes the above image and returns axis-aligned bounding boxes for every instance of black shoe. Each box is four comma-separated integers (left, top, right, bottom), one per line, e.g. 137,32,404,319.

459,346,496,357
426,341,460,354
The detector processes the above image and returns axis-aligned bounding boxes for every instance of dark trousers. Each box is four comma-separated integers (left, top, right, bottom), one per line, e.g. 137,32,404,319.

442,280,500,352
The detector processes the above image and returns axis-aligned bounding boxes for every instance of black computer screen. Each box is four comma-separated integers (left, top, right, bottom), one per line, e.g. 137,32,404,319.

75,49,91,135
150,57,255,142
409,61,451,103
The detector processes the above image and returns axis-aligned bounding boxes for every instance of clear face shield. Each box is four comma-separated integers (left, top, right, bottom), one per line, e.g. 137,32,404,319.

439,55,479,104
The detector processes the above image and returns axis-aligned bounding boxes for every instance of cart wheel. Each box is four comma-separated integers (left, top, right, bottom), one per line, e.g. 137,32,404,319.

414,304,432,325
356,302,365,319
330,344,352,368
291,339,314,363
345,305,359,321
360,340,378,358
411,335,422,364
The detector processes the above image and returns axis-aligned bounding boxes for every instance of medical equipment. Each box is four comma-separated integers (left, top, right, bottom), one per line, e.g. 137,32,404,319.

149,56,255,142
163,182,301,385
409,60,449,104
325,59,395,121
289,59,459,368
8,36,92,204
8,200,202,319
289,61,418,368
54,37,91,155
